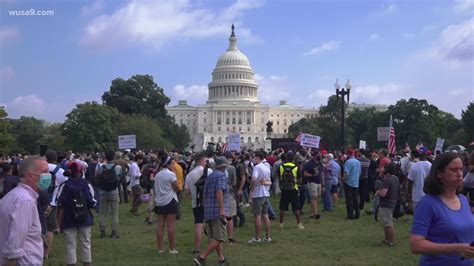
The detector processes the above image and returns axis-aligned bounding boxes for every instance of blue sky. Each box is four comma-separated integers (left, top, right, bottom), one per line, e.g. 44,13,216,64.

1,0,473,122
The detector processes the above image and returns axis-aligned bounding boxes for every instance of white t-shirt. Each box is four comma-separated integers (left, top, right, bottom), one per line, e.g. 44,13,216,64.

184,165,213,208
48,163,67,206
154,168,178,206
407,160,432,202
251,162,271,198
128,161,141,187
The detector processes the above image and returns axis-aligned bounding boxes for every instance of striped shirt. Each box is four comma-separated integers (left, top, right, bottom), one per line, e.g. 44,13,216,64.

0,184,43,265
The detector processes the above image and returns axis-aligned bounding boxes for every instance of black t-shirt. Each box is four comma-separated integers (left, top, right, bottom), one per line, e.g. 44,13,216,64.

303,160,323,184
379,175,399,209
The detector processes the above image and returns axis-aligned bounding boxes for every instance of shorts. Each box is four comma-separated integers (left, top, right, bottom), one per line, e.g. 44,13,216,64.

280,190,301,211
252,197,269,216
46,206,58,232
154,199,178,215
205,218,227,242
308,183,321,198
193,206,204,224
329,183,338,194
229,195,237,217
379,207,394,227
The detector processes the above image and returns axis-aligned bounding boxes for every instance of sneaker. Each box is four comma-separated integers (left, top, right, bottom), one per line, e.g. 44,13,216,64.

158,250,164,254
381,240,394,247
99,230,106,238
279,223,284,229
193,256,205,265
192,249,200,255
169,249,178,254
247,237,261,243
263,237,272,242
228,239,237,245
110,231,120,239
297,223,305,230
243,203,250,208
218,259,227,266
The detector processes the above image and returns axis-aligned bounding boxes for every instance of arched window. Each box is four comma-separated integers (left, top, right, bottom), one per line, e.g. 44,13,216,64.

218,137,222,142
211,137,215,142
255,137,259,143
248,137,252,143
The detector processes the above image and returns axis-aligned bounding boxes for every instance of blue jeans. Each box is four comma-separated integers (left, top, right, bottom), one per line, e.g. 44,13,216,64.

267,200,276,219
322,183,336,211
94,187,101,213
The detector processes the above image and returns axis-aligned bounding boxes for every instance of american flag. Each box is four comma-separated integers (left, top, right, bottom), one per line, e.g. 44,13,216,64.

221,143,228,153
388,115,396,155
295,133,303,143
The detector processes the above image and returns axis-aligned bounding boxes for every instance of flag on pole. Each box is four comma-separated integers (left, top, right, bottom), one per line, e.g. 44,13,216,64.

295,133,303,143
388,115,396,155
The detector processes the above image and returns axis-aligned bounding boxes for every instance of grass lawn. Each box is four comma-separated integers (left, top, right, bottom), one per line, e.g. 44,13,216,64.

45,195,419,265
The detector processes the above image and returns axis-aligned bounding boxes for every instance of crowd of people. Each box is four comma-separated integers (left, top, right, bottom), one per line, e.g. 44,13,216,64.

0,145,473,265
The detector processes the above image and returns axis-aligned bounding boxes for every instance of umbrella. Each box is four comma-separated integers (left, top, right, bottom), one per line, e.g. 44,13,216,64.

444,145,466,152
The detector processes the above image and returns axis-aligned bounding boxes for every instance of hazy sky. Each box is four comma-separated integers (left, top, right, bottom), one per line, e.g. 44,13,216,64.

1,0,473,122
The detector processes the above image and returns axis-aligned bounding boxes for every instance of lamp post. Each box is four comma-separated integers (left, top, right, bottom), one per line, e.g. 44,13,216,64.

335,78,352,152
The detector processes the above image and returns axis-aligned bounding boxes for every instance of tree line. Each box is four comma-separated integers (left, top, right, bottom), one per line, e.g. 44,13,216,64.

288,96,474,152
0,75,190,154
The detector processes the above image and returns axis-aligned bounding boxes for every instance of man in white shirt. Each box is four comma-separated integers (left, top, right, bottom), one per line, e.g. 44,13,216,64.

185,153,212,254
129,154,143,215
248,151,272,243
408,152,432,212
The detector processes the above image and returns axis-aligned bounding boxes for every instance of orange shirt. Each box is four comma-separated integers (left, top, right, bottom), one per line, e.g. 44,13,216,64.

174,163,184,191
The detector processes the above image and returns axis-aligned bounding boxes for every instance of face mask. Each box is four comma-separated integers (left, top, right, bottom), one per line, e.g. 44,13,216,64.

37,173,52,191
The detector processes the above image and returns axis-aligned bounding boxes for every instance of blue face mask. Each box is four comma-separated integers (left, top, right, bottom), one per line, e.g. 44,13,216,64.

37,173,52,191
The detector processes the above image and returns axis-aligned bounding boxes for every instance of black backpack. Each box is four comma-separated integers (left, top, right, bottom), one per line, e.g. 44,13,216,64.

69,185,89,225
48,165,61,200
280,164,297,191
97,165,119,191
195,165,209,208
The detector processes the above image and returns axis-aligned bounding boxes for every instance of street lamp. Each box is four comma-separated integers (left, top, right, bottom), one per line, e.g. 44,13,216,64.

335,78,352,152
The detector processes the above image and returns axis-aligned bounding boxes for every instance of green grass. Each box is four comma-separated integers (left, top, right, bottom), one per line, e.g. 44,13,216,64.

45,196,419,265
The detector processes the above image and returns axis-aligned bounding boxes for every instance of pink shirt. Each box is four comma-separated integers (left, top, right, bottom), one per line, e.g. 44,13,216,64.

0,183,43,265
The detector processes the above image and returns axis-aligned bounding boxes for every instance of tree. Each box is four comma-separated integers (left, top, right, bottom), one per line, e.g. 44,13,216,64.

164,123,191,151
461,102,474,144
43,123,66,152
102,74,170,120
0,107,14,154
117,114,171,150
346,107,378,148
388,98,446,150
10,116,46,154
62,102,121,152
102,74,190,149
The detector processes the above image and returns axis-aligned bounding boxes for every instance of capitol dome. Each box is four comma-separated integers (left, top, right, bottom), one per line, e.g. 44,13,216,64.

208,25,259,103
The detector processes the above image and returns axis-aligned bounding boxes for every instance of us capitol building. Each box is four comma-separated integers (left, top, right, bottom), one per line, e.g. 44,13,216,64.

167,26,386,150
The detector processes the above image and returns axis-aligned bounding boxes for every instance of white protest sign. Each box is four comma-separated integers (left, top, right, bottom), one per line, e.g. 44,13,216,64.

227,132,241,152
118,134,136,150
300,133,321,148
359,140,366,149
435,138,445,152
377,127,390,141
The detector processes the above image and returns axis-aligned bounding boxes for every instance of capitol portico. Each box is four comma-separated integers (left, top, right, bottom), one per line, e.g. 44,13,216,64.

167,25,317,150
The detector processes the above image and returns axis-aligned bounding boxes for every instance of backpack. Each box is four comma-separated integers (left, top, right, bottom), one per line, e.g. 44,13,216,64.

69,185,89,225
48,165,61,200
279,164,297,191
244,161,254,187
85,162,98,186
195,165,209,208
97,165,119,191
140,163,156,191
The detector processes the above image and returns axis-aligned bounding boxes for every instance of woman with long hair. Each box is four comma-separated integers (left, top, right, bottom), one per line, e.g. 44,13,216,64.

410,152,474,265
154,156,179,254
